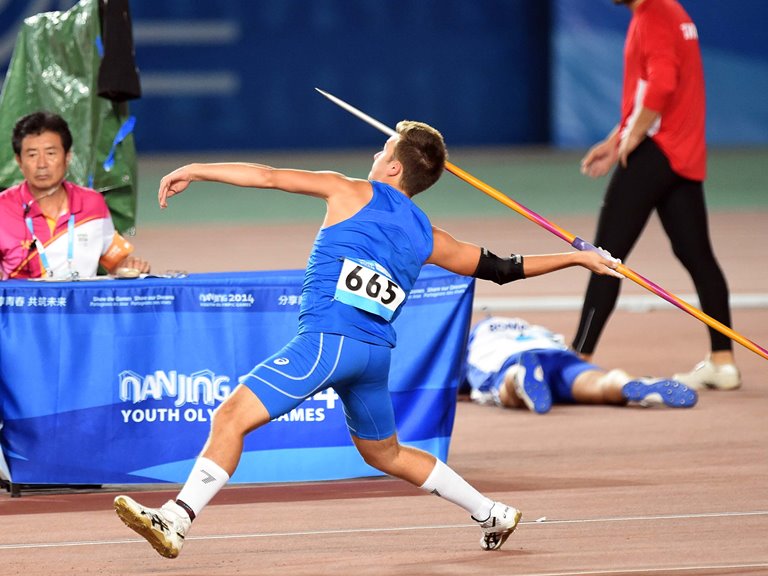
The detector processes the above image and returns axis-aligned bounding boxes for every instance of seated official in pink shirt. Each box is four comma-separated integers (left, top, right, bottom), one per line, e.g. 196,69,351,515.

0,111,149,280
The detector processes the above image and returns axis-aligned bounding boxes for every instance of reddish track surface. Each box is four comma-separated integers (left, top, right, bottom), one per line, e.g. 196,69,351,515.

2,213,767,575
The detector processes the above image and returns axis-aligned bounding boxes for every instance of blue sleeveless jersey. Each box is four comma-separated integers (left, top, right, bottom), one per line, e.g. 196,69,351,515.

298,181,433,347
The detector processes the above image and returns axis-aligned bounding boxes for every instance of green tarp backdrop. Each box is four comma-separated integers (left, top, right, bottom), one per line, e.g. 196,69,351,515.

0,0,139,233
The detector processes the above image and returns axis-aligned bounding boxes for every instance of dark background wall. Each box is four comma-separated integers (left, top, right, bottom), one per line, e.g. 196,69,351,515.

0,0,765,152
124,1,551,151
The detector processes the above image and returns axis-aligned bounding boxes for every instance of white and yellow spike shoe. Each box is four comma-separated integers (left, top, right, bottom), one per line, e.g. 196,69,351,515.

114,495,191,559
473,502,522,551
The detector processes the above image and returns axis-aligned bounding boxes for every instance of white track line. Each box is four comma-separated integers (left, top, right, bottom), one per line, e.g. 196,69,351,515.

519,510,768,526
1,510,766,551
511,564,768,576
473,293,768,313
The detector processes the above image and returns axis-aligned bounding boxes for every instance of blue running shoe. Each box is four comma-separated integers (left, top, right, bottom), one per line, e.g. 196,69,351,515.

511,352,552,414
622,379,698,408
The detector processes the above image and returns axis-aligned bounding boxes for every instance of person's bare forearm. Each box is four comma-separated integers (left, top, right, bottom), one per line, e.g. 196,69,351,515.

523,251,621,278
183,162,276,188
619,107,661,166
625,107,661,142
522,252,581,277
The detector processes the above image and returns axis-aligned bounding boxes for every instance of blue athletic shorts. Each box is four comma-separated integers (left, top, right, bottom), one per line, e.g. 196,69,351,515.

495,349,599,403
239,332,395,440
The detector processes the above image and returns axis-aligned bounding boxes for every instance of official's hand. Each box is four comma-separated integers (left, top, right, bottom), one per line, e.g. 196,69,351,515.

117,256,151,274
580,139,618,178
618,132,643,168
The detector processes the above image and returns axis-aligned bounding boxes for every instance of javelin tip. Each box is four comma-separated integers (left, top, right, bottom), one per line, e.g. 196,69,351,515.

314,88,396,137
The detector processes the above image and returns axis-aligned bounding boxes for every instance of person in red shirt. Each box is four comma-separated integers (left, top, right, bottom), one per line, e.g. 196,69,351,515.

573,0,740,390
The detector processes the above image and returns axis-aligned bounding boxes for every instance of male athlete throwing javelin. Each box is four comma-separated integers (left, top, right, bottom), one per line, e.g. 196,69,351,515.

114,121,621,558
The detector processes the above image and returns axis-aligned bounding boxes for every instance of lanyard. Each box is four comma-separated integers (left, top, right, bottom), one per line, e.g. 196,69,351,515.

25,214,76,278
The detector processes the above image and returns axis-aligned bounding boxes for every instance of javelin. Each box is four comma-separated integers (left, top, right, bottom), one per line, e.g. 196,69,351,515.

315,87,768,362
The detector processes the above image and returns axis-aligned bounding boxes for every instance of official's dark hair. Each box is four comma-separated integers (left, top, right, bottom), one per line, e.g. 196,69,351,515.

394,120,447,196
12,111,73,155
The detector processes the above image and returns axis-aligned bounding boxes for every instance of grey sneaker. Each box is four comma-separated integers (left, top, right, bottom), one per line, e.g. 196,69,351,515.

673,358,741,390
473,502,522,551
114,496,191,558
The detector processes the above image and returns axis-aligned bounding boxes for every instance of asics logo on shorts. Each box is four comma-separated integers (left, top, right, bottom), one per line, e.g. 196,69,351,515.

274,358,290,365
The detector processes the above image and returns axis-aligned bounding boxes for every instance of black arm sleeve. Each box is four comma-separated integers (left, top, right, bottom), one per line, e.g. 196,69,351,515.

472,248,525,285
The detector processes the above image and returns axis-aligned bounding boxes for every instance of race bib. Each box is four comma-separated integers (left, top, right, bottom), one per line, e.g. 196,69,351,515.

334,258,406,321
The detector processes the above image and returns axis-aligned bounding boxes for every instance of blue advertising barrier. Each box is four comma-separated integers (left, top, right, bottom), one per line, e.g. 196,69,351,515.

0,267,474,486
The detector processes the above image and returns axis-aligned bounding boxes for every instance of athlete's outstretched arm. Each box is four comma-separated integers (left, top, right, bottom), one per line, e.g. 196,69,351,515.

427,227,622,281
158,162,360,208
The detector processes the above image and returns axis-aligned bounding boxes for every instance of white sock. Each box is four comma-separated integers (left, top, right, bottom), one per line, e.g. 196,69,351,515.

176,456,230,518
420,459,493,520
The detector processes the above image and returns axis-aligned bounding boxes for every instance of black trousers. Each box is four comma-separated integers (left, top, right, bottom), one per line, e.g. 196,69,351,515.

572,138,733,355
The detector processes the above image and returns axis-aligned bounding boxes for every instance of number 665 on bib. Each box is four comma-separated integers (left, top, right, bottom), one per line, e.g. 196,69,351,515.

334,258,406,321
